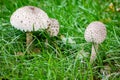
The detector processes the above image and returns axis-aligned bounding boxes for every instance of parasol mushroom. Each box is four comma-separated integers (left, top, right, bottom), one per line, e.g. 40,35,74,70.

10,6,49,52
84,21,107,63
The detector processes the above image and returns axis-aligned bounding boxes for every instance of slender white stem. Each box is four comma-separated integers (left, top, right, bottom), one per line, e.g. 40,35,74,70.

26,32,33,53
90,43,99,63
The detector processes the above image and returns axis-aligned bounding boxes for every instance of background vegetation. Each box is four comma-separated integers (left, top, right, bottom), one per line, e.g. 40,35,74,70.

0,0,120,80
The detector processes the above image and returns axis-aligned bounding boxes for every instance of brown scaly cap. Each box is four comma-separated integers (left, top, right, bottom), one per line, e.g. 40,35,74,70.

47,18,59,36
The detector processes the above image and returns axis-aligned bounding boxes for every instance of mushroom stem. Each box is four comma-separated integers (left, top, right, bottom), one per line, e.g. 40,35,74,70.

26,32,33,52
90,43,99,63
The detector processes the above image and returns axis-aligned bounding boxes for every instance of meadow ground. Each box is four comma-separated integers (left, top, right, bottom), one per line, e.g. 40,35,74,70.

0,0,120,80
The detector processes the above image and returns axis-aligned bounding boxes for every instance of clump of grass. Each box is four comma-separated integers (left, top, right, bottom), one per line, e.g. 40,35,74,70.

0,0,120,79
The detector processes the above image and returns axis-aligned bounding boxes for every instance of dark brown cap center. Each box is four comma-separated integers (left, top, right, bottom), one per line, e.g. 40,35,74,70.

29,7,35,11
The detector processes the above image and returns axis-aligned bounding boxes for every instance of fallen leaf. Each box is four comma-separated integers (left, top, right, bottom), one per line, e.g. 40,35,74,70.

33,48,41,53
15,52,24,56
109,3,115,12
106,2,115,12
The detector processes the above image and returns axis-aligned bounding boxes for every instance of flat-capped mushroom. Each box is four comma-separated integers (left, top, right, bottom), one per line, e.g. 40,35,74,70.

47,18,59,36
10,6,49,52
84,21,107,63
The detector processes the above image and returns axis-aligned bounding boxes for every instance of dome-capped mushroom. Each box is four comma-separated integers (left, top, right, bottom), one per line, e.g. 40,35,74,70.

10,6,49,52
84,21,106,44
47,18,59,36
84,21,107,63
10,6,49,32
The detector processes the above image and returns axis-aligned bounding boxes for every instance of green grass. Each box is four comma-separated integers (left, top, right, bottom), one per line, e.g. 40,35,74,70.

0,0,120,80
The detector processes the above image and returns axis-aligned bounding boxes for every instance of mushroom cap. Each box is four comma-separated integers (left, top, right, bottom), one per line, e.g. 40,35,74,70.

10,6,49,32
84,21,107,44
47,18,59,36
